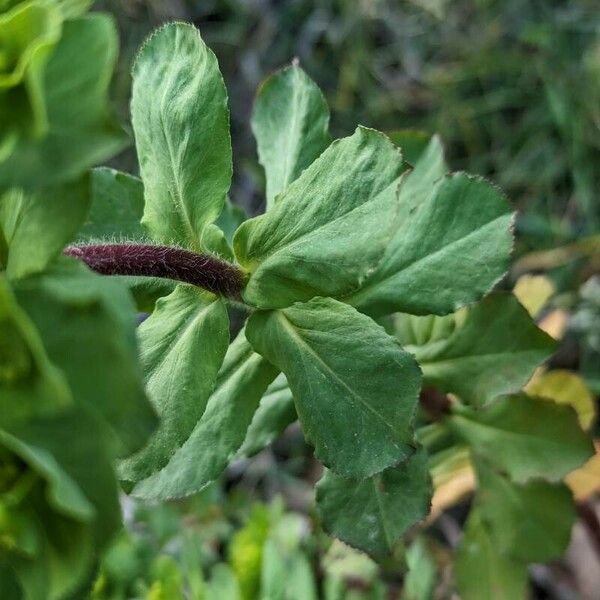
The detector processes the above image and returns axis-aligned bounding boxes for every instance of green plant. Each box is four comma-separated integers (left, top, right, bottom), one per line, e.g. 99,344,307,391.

0,9,595,600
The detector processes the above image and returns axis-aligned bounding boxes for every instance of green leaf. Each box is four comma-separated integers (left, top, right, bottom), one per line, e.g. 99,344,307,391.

525,369,596,431
130,328,277,499
238,374,296,458
246,297,422,478
1,175,90,279
234,127,405,309
125,276,178,314
13,259,157,457
394,134,447,216
229,504,271,600
476,460,576,562
455,509,528,600
261,544,318,600
206,564,242,600
410,293,557,407
0,13,128,189
252,64,330,208
403,537,438,600
449,394,594,483
0,275,71,426
348,173,514,317
132,23,232,251
0,1,62,147
393,312,456,348
1,409,121,600
78,167,146,241
76,168,177,311
119,284,229,483
201,223,235,262
316,448,431,558
216,197,246,244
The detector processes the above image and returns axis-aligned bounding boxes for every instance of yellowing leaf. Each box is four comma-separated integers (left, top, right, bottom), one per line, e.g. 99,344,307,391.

566,441,600,501
538,308,569,340
526,369,596,431
513,274,554,317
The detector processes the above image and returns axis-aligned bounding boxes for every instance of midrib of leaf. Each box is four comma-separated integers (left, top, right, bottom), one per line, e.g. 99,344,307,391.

349,212,509,306
143,293,213,379
276,311,402,444
278,70,304,196
158,53,199,251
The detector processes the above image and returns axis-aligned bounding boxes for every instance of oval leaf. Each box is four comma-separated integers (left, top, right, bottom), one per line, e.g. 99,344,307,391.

252,64,330,208
246,297,422,478
449,394,594,483
132,23,232,251
132,328,277,499
411,293,557,407
316,448,431,558
349,173,514,317
119,285,229,482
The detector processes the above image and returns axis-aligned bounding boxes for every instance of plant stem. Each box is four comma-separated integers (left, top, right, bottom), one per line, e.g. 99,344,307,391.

64,243,247,299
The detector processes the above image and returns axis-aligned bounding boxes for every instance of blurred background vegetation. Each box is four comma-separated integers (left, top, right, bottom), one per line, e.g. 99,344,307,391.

91,1,600,598
100,0,600,247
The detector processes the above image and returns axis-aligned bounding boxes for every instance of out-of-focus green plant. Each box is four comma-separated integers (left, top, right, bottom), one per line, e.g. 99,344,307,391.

0,0,126,188
0,1,156,597
101,0,600,246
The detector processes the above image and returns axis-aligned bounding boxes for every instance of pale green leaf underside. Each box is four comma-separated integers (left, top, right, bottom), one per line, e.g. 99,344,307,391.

201,223,234,261
132,22,232,251
410,293,556,407
393,311,456,349
131,328,277,499
394,134,447,219
349,172,514,317
215,197,246,243
252,64,330,208
1,176,89,279
119,285,229,482
449,394,594,483
234,126,405,309
246,297,422,478
316,448,431,557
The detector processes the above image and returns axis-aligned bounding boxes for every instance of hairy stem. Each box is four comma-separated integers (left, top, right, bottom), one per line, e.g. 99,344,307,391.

64,243,247,299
